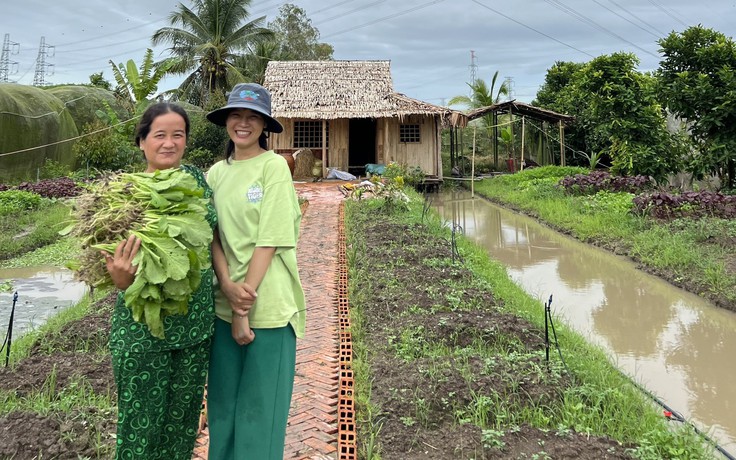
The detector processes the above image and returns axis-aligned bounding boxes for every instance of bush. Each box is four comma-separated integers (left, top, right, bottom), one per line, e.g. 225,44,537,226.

14,177,82,198
0,190,42,215
382,162,425,187
72,120,140,171
633,190,736,220
559,170,653,195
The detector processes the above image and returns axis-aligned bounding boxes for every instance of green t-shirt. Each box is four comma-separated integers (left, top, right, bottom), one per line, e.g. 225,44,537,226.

207,151,305,338
109,164,216,352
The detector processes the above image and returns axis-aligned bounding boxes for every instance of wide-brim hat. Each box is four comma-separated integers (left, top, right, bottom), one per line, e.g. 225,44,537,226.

206,83,283,133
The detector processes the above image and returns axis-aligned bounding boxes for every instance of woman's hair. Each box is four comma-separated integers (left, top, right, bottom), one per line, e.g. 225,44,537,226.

225,133,269,162
135,102,190,146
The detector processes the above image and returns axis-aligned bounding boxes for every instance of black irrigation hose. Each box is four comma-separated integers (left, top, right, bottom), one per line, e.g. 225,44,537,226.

3,291,18,367
421,193,432,224
614,365,736,460
545,293,735,460
451,224,464,264
544,295,570,375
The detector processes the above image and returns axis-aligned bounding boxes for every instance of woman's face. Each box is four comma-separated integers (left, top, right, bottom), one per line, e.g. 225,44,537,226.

139,112,187,172
226,109,265,151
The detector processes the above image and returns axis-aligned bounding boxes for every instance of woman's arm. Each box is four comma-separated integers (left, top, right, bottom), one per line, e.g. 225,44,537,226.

212,231,257,316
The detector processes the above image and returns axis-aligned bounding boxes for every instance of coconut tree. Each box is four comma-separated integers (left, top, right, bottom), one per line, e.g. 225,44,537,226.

449,71,509,167
152,0,274,106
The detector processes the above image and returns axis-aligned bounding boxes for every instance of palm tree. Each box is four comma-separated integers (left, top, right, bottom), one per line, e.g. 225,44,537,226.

152,0,274,106
449,71,509,166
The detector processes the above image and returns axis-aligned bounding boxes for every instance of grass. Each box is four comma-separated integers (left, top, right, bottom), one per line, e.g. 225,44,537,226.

0,199,72,262
345,190,714,459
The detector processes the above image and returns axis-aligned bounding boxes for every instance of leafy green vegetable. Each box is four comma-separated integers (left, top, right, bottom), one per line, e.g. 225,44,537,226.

64,168,212,338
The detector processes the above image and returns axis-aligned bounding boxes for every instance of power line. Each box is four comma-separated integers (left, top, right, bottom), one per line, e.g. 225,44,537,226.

322,0,446,39
471,0,596,58
607,0,667,37
541,0,659,58
315,1,389,26
646,0,689,28
590,0,661,40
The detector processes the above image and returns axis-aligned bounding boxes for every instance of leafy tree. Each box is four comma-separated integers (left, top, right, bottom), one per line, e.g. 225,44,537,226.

267,4,334,61
575,53,682,181
88,72,111,90
533,61,589,166
152,0,274,106
232,40,281,84
109,48,173,113
657,26,736,189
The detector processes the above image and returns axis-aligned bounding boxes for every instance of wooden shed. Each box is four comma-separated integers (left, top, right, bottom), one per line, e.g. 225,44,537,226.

263,60,465,179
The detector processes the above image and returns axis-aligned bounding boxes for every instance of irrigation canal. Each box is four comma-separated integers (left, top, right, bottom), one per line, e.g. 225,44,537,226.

433,188,736,456
0,266,87,339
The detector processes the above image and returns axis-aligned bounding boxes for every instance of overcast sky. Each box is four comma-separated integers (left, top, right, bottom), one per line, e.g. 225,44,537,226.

2,0,734,106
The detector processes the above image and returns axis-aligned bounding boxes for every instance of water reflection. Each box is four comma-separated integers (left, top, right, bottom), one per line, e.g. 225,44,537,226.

434,189,736,453
0,266,88,337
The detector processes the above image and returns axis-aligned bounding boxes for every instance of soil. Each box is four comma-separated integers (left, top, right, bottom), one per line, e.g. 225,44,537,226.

0,292,118,459
350,215,636,459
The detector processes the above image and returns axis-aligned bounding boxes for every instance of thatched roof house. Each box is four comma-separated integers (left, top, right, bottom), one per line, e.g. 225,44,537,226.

263,60,465,178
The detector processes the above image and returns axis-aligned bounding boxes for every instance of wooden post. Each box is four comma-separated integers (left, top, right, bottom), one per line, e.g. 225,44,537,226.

322,120,327,177
493,112,499,169
471,125,476,198
559,120,565,167
521,116,526,171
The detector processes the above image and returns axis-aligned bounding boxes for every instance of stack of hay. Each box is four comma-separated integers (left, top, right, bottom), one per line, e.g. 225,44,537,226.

293,149,318,180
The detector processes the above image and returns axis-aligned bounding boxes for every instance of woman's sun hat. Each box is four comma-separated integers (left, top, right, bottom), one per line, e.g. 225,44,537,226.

206,83,283,133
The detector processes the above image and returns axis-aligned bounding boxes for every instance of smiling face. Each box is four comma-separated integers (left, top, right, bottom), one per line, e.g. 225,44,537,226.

225,108,266,157
139,112,187,172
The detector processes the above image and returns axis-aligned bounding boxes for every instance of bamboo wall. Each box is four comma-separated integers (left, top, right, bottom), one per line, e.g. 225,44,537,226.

270,115,441,177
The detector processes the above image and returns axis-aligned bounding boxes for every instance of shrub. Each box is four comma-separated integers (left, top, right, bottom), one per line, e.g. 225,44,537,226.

559,170,653,195
72,120,140,171
0,190,42,215
14,177,81,198
632,190,736,220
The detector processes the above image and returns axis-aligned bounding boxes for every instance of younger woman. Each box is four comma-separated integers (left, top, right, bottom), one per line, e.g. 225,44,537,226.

205,83,305,460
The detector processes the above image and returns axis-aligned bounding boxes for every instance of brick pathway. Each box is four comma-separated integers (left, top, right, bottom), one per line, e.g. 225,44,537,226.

193,181,346,460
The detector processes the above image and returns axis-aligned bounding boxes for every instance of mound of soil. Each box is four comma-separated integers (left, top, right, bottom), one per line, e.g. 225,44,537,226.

0,292,117,459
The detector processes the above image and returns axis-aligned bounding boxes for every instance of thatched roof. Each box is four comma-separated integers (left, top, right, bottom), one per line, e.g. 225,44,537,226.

263,60,465,126
467,100,574,125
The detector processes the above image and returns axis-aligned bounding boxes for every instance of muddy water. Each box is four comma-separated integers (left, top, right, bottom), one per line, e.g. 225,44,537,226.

434,189,736,454
0,266,88,338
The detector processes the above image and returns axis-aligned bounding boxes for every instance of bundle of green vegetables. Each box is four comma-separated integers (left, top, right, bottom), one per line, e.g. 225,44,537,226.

63,168,212,338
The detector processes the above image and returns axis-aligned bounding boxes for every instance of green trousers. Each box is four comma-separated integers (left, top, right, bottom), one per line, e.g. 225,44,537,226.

207,318,297,460
111,339,210,460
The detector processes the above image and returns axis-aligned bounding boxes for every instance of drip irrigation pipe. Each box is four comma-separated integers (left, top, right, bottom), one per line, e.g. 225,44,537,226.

546,292,734,460
615,365,735,460
3,291,18,367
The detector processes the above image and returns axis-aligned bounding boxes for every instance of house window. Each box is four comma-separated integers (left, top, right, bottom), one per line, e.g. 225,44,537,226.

294,121,329,149
399,124,421,143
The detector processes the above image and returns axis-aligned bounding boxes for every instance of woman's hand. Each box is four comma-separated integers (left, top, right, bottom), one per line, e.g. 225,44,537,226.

221,280,257,317
102,234,141,290
232,315,255,345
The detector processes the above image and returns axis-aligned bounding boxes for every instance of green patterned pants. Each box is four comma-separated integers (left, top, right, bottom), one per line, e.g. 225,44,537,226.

111,339,211,460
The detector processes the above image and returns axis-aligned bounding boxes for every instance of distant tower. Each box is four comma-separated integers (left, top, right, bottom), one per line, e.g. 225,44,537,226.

32,36,55,86
503,76,514,101
469,50,478,85
0,34,20,82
